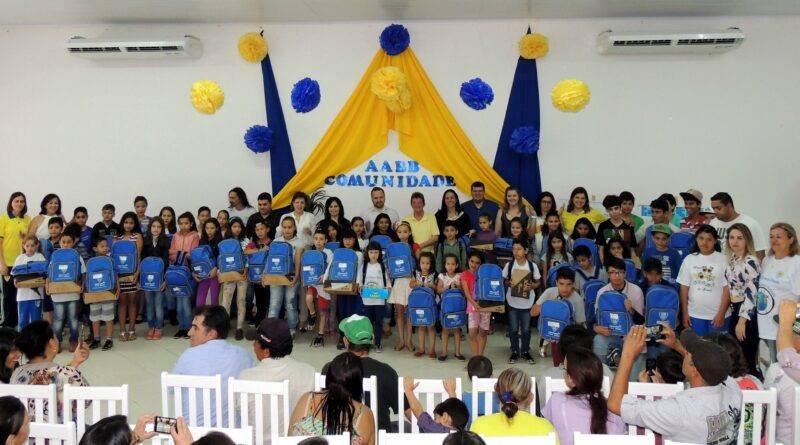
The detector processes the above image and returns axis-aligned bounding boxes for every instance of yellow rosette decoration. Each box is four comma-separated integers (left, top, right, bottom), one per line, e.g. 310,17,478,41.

190,80,225,114
519,33,549,59
370,66,412,113
238,32,268,63
551,79,590,112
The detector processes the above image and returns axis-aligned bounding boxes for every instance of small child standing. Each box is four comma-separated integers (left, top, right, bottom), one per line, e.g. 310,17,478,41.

47,231,85,352
307,230,334,347
503,239,541,365
462,251,489,357
437,254,464,362
473,213,498,264
195,218,222,306
389,222,418,352
71,207,93,261
170,212,199,339
13,236,45,329
358,242,390,352
142,217,170,341
220,217,251,340
436,221,468,274
88,237,116,350
116,212,143,342
411,252,437,358
91,204,119,241
403,376,469,433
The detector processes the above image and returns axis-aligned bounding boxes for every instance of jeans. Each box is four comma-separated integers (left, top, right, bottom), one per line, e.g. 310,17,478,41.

145,291,165,329
507,307,532,355
221,280,248,330
269,283,299,330
363,304,385,346
53,300,79,342
690,316,730,336
593,333,646,381
175,296,192,330
18,300,43,330
1,278,18,328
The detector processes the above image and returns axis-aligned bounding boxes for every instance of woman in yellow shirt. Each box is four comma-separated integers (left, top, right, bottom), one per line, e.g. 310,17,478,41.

470,367,558,441
560,187,606,234
0,192,31,329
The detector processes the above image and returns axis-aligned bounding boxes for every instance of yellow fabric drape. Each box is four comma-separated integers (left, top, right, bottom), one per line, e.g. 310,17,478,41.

272,48,512,209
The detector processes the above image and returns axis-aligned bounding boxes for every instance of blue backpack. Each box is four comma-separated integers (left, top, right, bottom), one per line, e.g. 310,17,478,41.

301,250,327,286
494,238,513,257
139,257,165,291
48,249,82,288
325,242,340,251
329,249,358,283
669,232,695,260
217,239,244,274
645,284,679,329
475,264,504,302
190,245,216,279
572,238,600,266
440,288,467,329
547,262,573,287
597,291,631,336
407,287,437,327
248,251,267,283
165,265,195,298
266,242,293,276
624,259,638,282
85,256,116,293
111,240,138,276
40,239,55,262
582,279,605,329
538,299,575,341
386,242,414,278
370,235,392,251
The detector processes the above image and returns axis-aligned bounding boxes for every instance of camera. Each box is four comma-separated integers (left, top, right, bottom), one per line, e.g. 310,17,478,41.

645,324,665,341
646,358,657,374
153,416,177,435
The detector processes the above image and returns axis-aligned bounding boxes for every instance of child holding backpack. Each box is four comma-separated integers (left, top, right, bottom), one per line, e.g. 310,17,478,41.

170,212,199,339
306,230,334,347
358,242,390,352
437,253,464,362
389,222,418,352
334,229,363,344
502,239,541,365
47,230,85,352
13,236,45,330
532,267,585,365
247,221,273,326
461,251,489,357
88,237,116,350
116,212,143,341
142,217,170,341
411,252,437,358
195,218,222,306
266,216,304,335
221,217,250,340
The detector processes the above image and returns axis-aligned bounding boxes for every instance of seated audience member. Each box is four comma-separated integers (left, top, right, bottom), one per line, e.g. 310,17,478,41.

641,224,682,280
461,356,499,423
572,246,607,293
403,376,468,433
638,350,685,384
0,395,30,445
171,306,254,426
635,198,679,255
608,325,743,445
0,328,20,384
78,413,157,445
289,352,375,445
165,416,236,445
443,430,486,445
764,300,800,445
532,267,586,365
240,318,315,445
470,367,557,437
596,195,638,264
679,189,711,233
542,348,626,445
639,258,672,295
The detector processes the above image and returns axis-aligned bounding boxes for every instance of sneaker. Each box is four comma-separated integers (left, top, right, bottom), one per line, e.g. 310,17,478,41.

88,339,101,350
183,331,190,339
438,355,447,362
508,352,518,364
375,344,383,353
522,352,535,364
173,330,185,339
454,354,466,362
102,340,114,351
311,335,324,347
307,313,317,330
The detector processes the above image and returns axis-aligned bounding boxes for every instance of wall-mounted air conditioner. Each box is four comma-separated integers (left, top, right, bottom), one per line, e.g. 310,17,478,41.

66,35,203,59
597,28,745,54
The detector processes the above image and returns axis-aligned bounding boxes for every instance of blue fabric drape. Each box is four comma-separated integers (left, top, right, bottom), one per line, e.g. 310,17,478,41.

260,54,297,196
492,28,543,203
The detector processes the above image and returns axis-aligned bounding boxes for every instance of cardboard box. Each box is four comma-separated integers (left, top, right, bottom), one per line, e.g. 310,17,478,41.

84,291,118,304
478,300,506,313
469,240,494,251
263,274,292,286
15,277,46,289
218,271,246,283
324,282,356,295
47,281,82,294
510,269,533,299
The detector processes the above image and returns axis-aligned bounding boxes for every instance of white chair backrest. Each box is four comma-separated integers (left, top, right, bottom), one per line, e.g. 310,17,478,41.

663,441,704,445
63,384,129,440
625,382,684,435
794,384,800,445
739,388,777,445
574,432,654,445
25,421,77,445
543,376,610,404
483,432,558,445
275,432,350,445
314,373,379,432
398,377,461,433
228,378,290,445
379,430,447,445
161,372,223,428
0,384,57,424
470,376,537,420
149,426,254,445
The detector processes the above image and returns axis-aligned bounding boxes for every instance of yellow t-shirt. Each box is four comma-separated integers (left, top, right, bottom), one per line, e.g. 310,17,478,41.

561,208,607,234
0,214,31,267
403,212,440,254
470,411,559,441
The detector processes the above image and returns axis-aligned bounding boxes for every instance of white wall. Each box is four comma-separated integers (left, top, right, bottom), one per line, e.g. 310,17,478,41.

1,16,798,231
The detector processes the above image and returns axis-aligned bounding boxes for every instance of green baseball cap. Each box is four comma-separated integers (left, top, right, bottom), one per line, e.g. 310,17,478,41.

651,224,672,236
338,315,374,345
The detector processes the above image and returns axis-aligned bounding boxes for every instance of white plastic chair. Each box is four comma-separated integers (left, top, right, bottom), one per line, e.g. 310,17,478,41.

379,430,447,445
0,384,57,424
63,384,129,440
397,377,461,433
275,432,351,445
161,372,223,427
149,426,254,445
314,373,379,432
470,376,537,420
543,376,610,404
483,432,558,445
625,382,684,435
738,388,777,445
574,432,654,445
25,421,77,445
663,441,704,445
228,378,290,445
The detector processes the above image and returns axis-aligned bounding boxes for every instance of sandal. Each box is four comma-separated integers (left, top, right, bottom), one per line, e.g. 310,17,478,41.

394,343,405,352
429,353,437,359
119,332,128,342
413,351,424,357
127,331,137,341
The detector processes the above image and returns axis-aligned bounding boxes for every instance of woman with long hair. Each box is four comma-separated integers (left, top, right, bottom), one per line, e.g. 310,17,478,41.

495,187,535,238
435,189,472,238
560,187,606,234
0,328,20,384
724,223,762,376
0,396,29,445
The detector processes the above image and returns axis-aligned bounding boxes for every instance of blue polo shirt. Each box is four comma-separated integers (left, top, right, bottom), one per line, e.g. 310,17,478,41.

461,200,500,231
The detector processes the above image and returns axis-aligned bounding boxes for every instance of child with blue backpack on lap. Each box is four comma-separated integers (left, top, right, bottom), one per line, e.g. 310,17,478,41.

411,252,437,358
437,253,464,362
533,267,585,365
142,217,170,341
13,236,45,330
436,221,467,274
88,237,116,350
357,242,390,352
195,218,222,306
307,230,334,347
220,217,250,340
502,238,541,365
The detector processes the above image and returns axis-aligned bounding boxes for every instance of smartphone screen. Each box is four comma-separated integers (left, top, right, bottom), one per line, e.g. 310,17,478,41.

154,416,177,434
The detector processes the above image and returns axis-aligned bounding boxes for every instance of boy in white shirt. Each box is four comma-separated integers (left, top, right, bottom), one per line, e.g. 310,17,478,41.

502,238,541,364
13,236,46,329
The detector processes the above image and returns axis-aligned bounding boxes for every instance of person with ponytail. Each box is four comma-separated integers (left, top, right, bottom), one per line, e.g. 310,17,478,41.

470,367,556,437
289,352,375,445
0,396,29,445
542,348,626,445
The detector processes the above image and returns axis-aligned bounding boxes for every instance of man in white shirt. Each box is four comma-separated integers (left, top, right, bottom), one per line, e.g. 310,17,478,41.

359,187,400,233
240,318,315,445
608,325,742,445
709,192,766,259
227,187,257,221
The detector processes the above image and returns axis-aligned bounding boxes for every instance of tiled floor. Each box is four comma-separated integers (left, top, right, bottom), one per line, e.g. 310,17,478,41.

60,322,550,421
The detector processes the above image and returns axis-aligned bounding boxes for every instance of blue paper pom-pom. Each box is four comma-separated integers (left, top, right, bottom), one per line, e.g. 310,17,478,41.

460,78,494,110
291,78,321,113
380,24,410,56
509,126,540,155
244,125,274,154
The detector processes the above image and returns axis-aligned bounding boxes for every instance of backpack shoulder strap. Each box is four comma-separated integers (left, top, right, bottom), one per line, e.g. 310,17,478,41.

379,261,387,287
362,258,369,284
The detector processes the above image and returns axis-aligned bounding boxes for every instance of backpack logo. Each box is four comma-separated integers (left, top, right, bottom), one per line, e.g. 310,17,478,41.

338,263,347,271
225,257,234,263
147,275,154,283
93,274,103,281
659,311,669,321
490,280,500,291
119,256,128,264
610,313,620,326
271,258,280,264
59,265,68,273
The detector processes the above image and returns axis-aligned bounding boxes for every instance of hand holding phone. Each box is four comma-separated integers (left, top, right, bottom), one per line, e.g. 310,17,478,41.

644,324,665,341
154,416,177,434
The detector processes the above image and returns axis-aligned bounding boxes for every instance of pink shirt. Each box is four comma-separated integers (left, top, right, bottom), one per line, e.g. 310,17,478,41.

170,231,199,262
462,269,478,314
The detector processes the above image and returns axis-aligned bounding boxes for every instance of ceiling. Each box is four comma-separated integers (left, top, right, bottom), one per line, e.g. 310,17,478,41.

1,0,799,25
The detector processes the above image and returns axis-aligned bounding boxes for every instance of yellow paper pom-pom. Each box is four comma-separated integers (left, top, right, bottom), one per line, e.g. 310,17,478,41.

370,66,412,113
551,79,590,112
191,80,225,114
519,33,549,59
238,32,268,63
